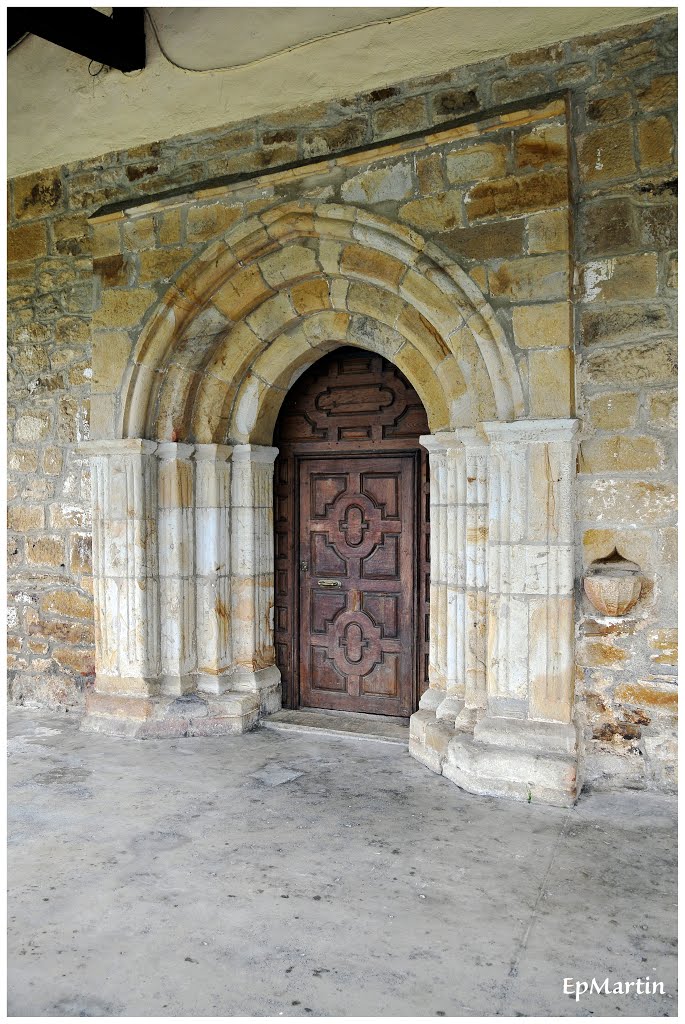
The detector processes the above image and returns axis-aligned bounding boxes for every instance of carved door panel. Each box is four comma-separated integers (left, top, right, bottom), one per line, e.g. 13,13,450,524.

299,456,415,717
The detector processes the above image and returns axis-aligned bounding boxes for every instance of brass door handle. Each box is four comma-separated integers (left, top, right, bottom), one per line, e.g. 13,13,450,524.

317,579,342,588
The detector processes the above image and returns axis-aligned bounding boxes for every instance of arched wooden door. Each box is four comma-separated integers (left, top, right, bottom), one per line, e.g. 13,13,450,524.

273,347,430,718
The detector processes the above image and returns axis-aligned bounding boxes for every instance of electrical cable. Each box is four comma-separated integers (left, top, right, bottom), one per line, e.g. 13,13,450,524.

144,7,434,75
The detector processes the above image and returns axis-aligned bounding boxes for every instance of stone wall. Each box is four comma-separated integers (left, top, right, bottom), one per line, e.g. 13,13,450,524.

7,13,677,791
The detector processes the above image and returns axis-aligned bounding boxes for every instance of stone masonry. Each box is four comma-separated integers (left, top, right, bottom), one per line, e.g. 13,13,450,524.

7,13,677,794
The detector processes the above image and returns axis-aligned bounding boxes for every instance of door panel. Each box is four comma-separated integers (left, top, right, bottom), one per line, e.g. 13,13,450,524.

299,456,415,717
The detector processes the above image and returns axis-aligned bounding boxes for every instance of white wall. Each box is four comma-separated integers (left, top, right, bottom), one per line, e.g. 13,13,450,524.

8,6,670,177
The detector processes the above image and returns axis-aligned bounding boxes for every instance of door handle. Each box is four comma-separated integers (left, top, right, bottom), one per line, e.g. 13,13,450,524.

317,579,342,588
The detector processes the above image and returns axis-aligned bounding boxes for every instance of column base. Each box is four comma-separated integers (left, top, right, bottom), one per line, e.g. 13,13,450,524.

80,690,261,739
409,711,579,806
229,665,282,715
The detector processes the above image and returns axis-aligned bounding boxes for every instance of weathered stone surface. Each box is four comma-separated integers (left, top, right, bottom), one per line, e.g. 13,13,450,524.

416,152,444,195
303,119,367,159
13,170,63,219
579,435,663,473
340,162,413,204
26,536,66,568
586,391,639,430
8,222,48,262
186,204,242,243
491,72,549,104
638,116,675,170
526,209,570,259
512,302,570,349
514,124,567,168
580,253,658,301
372,97,427,137
637,74,677,112
7,505,45,531
399,191,464,232
585,92,633,124
577,124,636,182
465,170,568,220
431,87,479,120
92,288,156,328
580,304,672,347
15,412,51,442
648,389,677,430
584,339,676,387
527,348,573,417
445,142,507,184
577,479,676,525
441,219,525,261
489,254,569,301
138,248,195,283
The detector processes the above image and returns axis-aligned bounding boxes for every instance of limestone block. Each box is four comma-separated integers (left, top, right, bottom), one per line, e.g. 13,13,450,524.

341,162,413,204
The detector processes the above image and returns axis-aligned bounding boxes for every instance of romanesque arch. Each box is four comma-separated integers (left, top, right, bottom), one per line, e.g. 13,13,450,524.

83,200,580,806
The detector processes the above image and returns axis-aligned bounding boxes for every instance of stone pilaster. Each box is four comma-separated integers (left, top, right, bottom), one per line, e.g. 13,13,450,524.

194,444,233,694
85,439,161,697
443,419,580,807
156,442,196,695
230,444,281,713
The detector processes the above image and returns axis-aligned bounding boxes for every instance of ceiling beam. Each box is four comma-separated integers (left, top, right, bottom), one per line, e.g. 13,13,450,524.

7,7,146,72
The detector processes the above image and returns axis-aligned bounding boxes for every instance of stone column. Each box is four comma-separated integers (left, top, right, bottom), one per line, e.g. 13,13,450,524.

230,444,281,714
443,419,580,806
417,434,449,713
156,442,196,695
482,419,577,723
83,439,161,698
194,444,233,694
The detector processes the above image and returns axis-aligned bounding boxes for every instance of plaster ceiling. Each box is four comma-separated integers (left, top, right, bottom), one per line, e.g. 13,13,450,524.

8,6,673,178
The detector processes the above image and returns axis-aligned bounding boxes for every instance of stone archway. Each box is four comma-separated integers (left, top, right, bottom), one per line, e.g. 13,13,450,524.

83,201,579,805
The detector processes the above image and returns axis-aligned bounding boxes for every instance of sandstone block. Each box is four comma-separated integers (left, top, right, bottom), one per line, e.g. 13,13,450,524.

290,278,330,315
578,479,676,525
465,170,568,221
52,647,96,677
92,331,132,393
341,162,413,204
70,534,93,574
123,218,156,251
15,412,51,442
637,74,677,112
416,153,444,195
92,222,122,258
638,116,675,171
581,304,672,346
399,191,464,233
585,93,632,124
579,435,663,473
13,169,63,219
93,254,128,287
582,527,656,571
648,630,678,666
40,590,93,620
303,118,367,159
580,253,658,302
9,449,39,473
586,391,639,430
372,97,426,137
491,73,548,105
157,209,182,246
441,219,525,261
431,88,479,121
527,348,573,418
138,247,195,283
579,197,638,257
514,124,567,169
512,302,570,349
445,142,507,185
7,505,45,531
648,389,677,429
340,245,406,289
526,209,569,254
585,339,676,387
93,288,156,328
26,536,66,568
186,204,242,243
8,222,47,262
615,681,677,710
43,447,64,476
49,503,92,530
489,254,569,301
577,124,636,183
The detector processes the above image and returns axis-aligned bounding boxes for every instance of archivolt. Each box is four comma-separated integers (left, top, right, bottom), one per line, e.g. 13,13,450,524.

121,202,525,442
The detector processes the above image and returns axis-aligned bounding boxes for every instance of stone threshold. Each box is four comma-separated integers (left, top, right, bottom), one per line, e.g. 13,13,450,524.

260,708,410,746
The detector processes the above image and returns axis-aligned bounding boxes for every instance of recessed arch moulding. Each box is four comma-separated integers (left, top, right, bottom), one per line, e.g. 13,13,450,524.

84,187,579,804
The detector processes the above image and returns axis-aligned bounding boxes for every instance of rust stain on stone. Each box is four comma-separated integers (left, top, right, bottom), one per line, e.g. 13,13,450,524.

615,683,678,710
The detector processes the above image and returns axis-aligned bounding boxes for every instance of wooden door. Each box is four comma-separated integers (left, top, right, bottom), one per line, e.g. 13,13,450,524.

273,347,430,717
299,456,415,717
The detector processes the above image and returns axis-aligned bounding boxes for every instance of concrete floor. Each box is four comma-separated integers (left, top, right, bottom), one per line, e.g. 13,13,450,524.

8,707,677,1017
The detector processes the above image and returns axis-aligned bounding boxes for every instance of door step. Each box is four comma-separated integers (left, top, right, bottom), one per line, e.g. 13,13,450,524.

260,709,409,746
